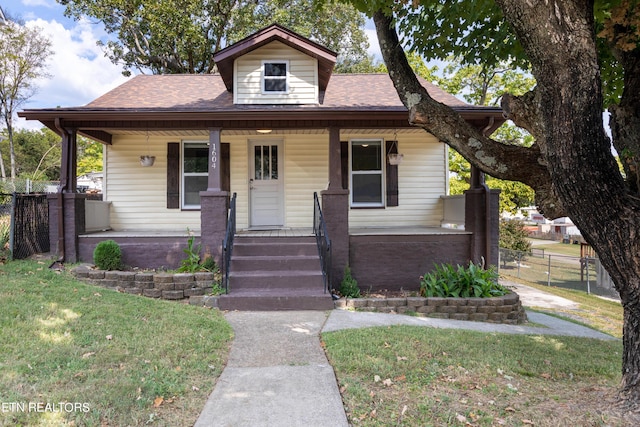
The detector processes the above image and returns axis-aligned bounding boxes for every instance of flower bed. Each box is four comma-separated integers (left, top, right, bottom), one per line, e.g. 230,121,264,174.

335,291,527,324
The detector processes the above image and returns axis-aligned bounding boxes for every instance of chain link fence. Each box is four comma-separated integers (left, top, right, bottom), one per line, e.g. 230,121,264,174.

0,178,59,194
499,247,619,299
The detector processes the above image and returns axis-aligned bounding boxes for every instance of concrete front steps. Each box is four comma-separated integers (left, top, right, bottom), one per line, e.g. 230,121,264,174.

217,236,334,311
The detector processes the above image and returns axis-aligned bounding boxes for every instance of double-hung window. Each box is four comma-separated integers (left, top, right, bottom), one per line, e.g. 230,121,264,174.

262,60,288,93
350,139,384,207
182,141,209,208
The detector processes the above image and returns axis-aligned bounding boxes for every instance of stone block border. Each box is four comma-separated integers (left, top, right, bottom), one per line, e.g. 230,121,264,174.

72,266,218,302
72,266,526,324
334,292,527,324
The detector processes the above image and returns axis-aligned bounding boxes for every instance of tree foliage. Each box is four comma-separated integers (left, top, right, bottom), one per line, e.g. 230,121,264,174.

0,128,101,182
346,0,640,407
0,20,52,179
58,0,371,75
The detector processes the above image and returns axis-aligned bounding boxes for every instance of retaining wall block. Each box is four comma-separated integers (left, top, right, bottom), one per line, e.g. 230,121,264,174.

406,297,428,307
189,296,206,306
486,298,505,307
346,298,368,308
143,289,162,298
135,273,154,283
386,298,407,307
203,296,219,308
450,313,470,321
368,299,389,308
162,290,184,300
88,270,105,280
426,297,448,307
417,305,437,314
184,287,205,297
173,273,195,284
469,313,489,322
153,274,174,284
437,305,460,314
154,282,175,291
467,297,487,307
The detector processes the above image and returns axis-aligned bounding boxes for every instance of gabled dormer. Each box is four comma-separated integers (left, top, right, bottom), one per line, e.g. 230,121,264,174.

213,24,337,105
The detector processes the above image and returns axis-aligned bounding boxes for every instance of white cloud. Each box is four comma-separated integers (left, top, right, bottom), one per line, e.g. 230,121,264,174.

17,18,131,130
22,0,55,8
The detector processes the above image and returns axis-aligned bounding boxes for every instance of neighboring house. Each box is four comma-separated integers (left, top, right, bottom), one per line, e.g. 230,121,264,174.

20,25,504,308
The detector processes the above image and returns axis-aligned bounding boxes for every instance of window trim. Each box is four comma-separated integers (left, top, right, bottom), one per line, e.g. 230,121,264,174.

181,140,209,209
261,60,289,94
349,139,385,208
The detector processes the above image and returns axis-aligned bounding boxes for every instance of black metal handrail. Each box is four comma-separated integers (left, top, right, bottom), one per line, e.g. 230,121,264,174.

313,192,332,293
222,192,237,293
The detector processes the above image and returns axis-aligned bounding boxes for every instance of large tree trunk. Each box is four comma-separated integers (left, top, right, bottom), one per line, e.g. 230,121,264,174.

374,0,640,407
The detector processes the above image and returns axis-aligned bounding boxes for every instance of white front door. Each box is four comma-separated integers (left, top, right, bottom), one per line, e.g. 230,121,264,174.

249,140,284,227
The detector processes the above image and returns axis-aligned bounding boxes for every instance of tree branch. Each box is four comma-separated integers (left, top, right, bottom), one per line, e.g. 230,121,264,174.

373,9,563,216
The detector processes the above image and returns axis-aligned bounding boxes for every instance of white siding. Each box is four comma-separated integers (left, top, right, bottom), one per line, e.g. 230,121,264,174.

283,134,329,227
346,132,446,228
105,135,201,231
234,41,318,105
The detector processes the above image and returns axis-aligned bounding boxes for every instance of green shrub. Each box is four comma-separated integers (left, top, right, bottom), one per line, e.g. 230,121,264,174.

93,240,122,270
420,261,507,298
177,233,202,273
340,265,360,298
199,254,217,272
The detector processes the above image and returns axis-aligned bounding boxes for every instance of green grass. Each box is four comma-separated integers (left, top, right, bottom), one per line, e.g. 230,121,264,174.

530,241,582,257
323,326,623,426
0,260,233,427
507,278,623,338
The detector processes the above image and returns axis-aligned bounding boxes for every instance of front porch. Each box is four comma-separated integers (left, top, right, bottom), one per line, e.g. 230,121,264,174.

77,225,474,290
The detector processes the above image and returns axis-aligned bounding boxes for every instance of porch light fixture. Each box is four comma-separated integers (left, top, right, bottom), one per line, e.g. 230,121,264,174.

387,131,404,165
256,129,272,134
140,128,155,167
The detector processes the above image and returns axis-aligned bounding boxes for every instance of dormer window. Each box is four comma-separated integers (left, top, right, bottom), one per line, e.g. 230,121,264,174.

262,60,288,93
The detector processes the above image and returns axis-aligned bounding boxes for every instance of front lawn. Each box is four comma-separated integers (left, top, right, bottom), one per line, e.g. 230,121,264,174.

323,326,625,426
0,260,232,427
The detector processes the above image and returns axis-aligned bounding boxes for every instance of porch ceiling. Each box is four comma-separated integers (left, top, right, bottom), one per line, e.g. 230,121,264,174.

106,128,428,137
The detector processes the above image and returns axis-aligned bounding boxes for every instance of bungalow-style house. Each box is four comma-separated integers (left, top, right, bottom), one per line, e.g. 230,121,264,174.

20,24,504,309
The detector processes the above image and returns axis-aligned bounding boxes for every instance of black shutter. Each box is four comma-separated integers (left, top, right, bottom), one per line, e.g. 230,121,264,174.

341,141,349,190
221,142,231,192
167,142,180,209
386,140,399,206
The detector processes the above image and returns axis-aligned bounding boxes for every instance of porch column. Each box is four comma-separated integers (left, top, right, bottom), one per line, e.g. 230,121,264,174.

200,128,229,263
465,166,500,267
322,126,349,290
52,125,85,262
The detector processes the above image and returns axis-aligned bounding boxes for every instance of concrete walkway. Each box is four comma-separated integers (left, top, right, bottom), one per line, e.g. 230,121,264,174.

194,284,618,426
194,311,349,427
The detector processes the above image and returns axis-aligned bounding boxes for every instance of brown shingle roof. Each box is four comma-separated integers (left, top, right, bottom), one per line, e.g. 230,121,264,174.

84,73,469,112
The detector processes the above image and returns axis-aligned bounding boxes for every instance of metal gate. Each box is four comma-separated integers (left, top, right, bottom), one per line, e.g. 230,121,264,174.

2,193,50,259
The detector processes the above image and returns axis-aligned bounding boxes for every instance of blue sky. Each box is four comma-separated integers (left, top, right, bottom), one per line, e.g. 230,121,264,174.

3,1,382,130
4,0,131,129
